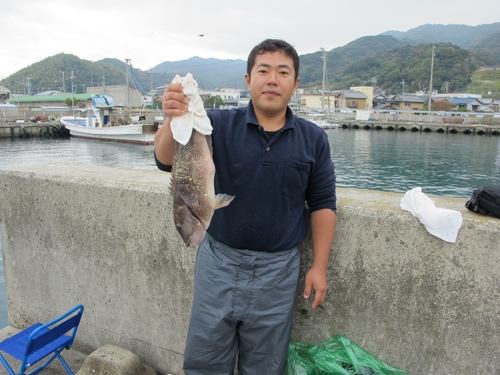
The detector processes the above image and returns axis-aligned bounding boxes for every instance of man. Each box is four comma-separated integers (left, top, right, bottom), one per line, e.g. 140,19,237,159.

155,39,337,375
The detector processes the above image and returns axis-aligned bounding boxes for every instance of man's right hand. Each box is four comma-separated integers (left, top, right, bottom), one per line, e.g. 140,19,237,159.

162,83,190,118
155,83,190,165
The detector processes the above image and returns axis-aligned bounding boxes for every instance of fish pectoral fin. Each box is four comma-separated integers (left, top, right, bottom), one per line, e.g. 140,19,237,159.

213,194,235,209
178,184,200,206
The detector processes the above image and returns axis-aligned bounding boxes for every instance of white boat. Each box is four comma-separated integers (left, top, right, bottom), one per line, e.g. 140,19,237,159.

314,120,339,130
60,94,157,145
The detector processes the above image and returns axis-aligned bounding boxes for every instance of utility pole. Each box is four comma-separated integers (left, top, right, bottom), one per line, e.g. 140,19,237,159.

401,79,405,109
321,48,327,110
125,59,131,107
428,45,435,111
70,71,75,108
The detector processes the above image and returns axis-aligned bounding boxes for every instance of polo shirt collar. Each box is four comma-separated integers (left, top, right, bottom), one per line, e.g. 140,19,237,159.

246,100,295,130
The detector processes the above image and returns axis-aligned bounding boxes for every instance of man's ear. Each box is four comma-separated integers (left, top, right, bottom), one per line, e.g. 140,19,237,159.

245,74,251,90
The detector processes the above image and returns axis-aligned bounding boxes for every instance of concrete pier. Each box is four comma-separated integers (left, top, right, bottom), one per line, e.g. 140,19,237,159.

0,165,499,375
0,122,69,138
338,120,500,135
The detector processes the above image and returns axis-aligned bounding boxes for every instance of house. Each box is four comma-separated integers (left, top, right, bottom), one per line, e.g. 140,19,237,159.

86,85,143,107
480,98,500,112
336,90,367,109
373,103,396,111
0,85,10,102
350,86,374,109
5,93,93,109
6,85,146,109
391,94,426,111
373,93,390,107
300,92,336,110
448,98,482,112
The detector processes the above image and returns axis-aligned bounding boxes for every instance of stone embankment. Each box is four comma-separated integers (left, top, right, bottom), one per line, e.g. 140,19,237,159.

0,122,69,138
0,164,499,375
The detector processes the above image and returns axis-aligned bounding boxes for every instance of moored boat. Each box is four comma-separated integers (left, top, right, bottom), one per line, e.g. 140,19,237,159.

312,120,339,130
60,94,157,145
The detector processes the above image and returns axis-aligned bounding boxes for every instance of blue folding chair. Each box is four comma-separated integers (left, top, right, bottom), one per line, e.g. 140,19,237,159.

0,304,84,375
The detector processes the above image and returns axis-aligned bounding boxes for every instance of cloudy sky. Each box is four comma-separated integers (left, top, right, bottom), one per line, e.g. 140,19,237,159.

1,0,499,80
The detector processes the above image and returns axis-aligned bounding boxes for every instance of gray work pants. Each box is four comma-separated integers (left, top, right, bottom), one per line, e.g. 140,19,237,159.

183,234,301,375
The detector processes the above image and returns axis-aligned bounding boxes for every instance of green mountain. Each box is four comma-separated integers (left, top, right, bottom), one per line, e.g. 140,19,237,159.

1,53,127,96
97,58,175,92
152,56,247,89
382,22,500,48
299,35,405,85
333,43,492,94
469,32,500,66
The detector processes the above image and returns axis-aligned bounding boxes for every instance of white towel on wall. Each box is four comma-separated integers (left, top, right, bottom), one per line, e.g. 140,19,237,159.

400,187,463,243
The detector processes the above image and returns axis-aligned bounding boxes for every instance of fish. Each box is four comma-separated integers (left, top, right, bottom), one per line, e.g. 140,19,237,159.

169,73,234,247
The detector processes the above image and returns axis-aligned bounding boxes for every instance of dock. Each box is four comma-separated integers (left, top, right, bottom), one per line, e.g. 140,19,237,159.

336,120,500,135
0,122,70,138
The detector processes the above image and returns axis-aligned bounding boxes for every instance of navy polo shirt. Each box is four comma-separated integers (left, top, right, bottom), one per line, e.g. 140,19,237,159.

156,101,336,252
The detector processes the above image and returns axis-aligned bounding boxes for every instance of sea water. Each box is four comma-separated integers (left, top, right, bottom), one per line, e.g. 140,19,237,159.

0,130,499,328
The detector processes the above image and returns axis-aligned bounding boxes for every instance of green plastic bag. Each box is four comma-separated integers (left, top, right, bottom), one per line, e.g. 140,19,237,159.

287,342,325,375
286,335,409,375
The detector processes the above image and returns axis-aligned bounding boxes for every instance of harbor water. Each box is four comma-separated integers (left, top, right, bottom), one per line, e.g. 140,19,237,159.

0,129,499,328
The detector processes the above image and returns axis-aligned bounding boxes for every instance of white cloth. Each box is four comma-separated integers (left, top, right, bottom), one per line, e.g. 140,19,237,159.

170,73,212,145
400,187,462,243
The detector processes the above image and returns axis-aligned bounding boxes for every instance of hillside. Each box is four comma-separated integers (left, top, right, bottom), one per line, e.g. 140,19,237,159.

299,35,405,84
152,57,247,89
1,54,128,96
100,57,247,90
332,43,492,94
469,68,500,97
382,22,500,48
470,32,500,66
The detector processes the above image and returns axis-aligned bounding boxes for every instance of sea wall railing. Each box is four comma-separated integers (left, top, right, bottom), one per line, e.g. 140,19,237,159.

304,107,500,125
0,164,499,375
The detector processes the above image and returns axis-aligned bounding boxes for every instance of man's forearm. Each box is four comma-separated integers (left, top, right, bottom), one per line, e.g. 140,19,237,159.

310,208,337,269
154,118,175,165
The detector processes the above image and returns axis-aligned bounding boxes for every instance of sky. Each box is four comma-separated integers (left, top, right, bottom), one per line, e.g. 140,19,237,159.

1,0,499,80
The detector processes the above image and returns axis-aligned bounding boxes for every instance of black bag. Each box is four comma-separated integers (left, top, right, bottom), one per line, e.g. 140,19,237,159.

465,186,500,218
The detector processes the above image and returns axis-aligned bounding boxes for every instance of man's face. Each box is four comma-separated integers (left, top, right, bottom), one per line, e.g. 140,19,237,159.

245,51,300,118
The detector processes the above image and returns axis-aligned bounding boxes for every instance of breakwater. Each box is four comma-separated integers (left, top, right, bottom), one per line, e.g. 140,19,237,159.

338,120,500,135
0,122,69,138
322,109,500,135
0,164,499,374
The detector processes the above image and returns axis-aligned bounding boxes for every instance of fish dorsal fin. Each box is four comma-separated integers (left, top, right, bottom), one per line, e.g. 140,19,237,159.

213,194,235,210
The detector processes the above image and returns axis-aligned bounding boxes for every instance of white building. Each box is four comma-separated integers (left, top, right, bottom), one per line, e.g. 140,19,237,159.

86,85,143,107
200,88,241,100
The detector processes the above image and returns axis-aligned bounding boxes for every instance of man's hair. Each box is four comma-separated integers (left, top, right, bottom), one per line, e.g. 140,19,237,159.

247,39,300,80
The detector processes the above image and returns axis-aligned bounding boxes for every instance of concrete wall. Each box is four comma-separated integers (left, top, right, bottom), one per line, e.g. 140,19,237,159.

0,164,499,375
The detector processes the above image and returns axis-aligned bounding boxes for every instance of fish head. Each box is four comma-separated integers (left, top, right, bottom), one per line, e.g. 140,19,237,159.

174,205,206,247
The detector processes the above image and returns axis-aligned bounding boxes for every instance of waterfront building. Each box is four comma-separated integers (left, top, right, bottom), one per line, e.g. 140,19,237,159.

350,86,374,109
0,86,10,101
336,90,368,110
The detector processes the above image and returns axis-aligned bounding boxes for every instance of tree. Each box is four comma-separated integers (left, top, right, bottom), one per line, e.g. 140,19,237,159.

204,96,224,109
432,99,455,111
65,97,79,107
